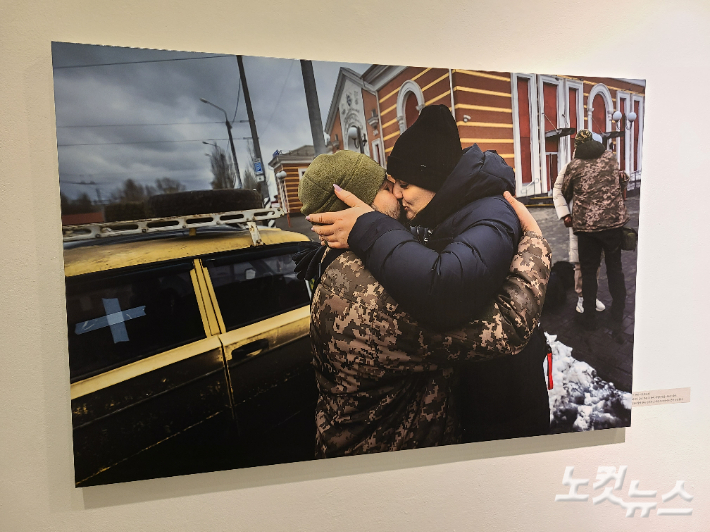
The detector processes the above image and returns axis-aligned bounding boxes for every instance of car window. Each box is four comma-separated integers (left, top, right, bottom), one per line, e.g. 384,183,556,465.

205,245,310,331
65,262,206,382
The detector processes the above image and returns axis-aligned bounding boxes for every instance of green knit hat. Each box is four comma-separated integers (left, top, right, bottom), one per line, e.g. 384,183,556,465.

298,150,387,216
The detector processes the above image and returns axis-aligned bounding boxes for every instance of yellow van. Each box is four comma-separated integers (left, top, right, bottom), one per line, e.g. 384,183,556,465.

64,212,314,486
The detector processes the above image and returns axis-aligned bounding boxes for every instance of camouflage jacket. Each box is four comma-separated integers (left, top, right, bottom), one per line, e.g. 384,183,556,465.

311,232,551,458
561,150,629,233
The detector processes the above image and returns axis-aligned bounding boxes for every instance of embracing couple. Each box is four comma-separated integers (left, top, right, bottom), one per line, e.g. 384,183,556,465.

294,105,552,458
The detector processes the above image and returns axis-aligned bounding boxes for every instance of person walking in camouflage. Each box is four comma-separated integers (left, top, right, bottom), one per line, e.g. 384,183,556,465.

552,161,605,314
561,129,629,340
297,150,551,457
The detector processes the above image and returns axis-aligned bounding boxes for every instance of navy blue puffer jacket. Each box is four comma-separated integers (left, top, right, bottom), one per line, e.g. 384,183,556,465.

348,144,521,331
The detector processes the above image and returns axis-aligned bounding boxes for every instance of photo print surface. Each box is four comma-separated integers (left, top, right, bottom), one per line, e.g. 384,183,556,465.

53,42,644,486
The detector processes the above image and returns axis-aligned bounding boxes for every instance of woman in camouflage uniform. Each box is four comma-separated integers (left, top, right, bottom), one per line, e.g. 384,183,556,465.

562,129,628,339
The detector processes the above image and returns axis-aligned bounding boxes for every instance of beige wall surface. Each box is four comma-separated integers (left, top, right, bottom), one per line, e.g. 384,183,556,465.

1,1,709,530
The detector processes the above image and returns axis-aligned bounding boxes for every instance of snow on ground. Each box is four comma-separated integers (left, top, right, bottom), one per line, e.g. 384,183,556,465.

545,333,632,433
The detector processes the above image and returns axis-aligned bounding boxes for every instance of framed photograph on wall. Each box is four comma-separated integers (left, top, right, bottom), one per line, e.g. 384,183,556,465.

52,42,643,486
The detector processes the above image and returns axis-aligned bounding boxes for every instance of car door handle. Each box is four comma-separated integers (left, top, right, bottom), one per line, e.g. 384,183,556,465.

231,338,269,363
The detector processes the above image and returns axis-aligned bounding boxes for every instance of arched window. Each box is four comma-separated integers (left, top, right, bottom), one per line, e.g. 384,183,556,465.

396,80,425,133
587,84,613,136
591,93,606,135
404,92,420,128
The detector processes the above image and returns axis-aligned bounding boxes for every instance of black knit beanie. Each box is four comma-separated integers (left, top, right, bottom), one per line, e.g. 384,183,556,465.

386,104,462,192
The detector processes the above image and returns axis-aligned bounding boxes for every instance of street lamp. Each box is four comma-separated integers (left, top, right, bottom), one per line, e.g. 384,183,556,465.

347,125,367,154
602,111,638,147
200,98,241,188
612,110,637,129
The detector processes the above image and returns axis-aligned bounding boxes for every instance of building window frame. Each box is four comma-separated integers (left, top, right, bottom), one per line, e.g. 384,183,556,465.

371,138,384,166
616,91,631,171
537,75,564,194
562,78,584,166
630,94,644,179
396,80,425,133
587,83,613,135
511,73,541,197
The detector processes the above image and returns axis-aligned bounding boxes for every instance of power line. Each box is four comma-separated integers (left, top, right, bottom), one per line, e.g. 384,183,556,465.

263,60,295,135
53,55,234,69
60,178,204,187
61,169,204,177
57,138,230,147
57,121,225,128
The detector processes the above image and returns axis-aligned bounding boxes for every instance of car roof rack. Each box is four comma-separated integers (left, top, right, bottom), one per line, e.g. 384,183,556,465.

62,207,284,246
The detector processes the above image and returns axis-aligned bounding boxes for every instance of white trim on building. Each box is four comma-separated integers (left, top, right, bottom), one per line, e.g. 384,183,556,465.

537,75,564,193
630,94,644,181
616,91,631,170
396,80,426,133
587,83,613,134
361,65,408,91
511,73,541,197
371,138,384,166
562,78,584,166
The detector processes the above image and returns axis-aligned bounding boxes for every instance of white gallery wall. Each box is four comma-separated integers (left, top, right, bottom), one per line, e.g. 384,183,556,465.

1,0,709,530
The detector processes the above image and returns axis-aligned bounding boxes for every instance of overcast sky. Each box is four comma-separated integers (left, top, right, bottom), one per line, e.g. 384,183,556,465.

52,42,369,201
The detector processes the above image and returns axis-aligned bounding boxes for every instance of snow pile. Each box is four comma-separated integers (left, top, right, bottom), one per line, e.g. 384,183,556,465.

545,333,632,433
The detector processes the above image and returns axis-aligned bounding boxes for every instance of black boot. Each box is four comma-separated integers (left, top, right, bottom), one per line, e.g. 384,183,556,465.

611,324,625,344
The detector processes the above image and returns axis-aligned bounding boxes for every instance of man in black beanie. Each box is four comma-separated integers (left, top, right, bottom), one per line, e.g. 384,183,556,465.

309,104,552,443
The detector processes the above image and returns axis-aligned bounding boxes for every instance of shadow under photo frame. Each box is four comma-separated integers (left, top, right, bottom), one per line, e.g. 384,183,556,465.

52,41,641,493
79,428,625,509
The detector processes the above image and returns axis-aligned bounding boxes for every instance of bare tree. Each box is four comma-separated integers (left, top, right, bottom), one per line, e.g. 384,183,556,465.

242,166,259,192
209,145,235,189
60,192,99,215
154,177,186,194
110,178,153,203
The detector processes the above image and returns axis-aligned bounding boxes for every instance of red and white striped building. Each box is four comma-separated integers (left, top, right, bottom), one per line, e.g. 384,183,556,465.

268,145,315,214
324,66,645,198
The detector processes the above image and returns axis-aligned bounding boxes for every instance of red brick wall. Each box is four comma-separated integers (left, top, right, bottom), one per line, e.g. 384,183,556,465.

279,163,307,214
378,67,451,158
453,70,515,165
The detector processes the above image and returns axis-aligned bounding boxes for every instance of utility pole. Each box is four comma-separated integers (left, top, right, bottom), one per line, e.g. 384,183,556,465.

237,55,270,205
300,60,328,156
199,98,242,188
224,121,241,188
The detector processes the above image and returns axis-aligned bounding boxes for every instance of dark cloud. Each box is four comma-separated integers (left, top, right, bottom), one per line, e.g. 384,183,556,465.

52,42,368,201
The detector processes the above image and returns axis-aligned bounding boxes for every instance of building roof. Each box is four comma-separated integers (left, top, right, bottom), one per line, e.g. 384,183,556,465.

361,65,408,91
324,68,378,134
268,145,315,169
